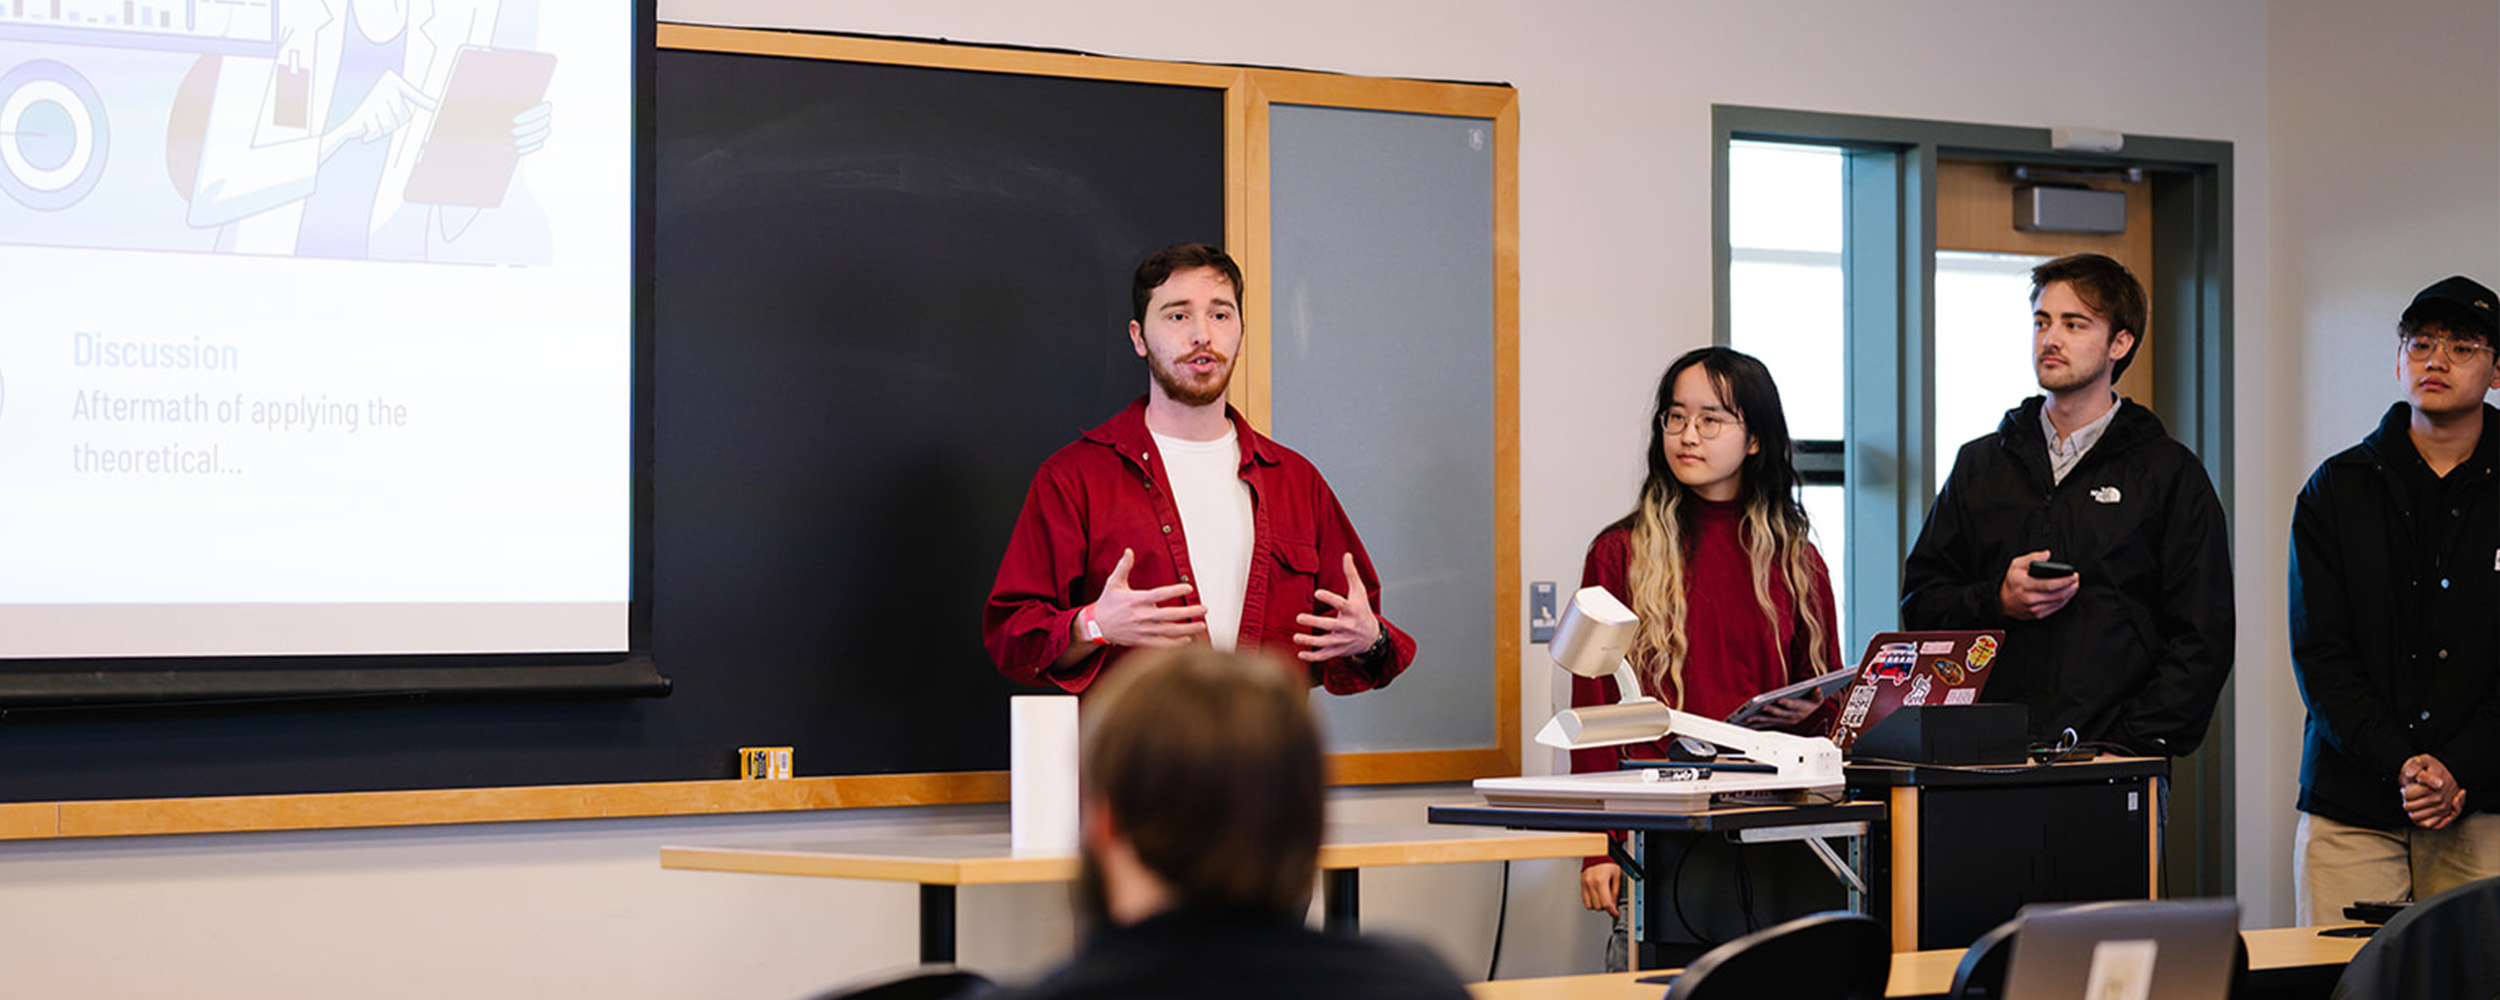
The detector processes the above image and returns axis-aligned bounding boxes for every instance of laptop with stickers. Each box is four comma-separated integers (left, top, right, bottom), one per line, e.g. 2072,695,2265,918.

1726,630,2004,751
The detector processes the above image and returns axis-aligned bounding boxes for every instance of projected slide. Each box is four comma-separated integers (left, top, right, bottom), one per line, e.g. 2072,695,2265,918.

0,1,634,658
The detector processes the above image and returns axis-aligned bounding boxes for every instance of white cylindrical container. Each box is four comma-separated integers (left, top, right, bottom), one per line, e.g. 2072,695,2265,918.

1010,694,1080,854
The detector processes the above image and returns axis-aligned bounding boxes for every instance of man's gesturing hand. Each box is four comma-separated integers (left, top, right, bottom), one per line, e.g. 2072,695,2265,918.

1088,548,1206,647
1295,553,1383,662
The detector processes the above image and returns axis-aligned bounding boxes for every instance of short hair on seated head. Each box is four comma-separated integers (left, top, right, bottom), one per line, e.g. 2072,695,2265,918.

1131,243,1244,325
1080,646,1324,918
2031,252,2149,381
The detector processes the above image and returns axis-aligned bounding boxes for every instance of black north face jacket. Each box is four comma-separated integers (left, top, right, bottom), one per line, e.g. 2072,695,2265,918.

1902,397,2236,755
2290,403,2500,829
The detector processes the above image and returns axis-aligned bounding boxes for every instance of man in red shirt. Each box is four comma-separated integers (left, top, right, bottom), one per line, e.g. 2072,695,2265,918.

983,244,1415,694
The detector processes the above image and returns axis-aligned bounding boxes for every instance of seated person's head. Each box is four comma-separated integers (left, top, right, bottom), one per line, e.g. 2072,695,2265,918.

1077,646,1323,926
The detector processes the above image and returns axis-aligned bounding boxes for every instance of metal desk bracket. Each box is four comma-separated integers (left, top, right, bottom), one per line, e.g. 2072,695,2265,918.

1731,821,1868,897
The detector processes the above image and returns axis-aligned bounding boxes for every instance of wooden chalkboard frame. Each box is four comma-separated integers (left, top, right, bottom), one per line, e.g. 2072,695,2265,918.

0,24,1519,841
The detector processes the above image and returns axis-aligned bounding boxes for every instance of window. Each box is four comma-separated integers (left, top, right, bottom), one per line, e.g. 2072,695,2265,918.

1933,250,2052,482
1726,140,1849,645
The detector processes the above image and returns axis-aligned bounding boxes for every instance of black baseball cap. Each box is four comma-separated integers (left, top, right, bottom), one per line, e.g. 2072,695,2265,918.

2404,275,2498,339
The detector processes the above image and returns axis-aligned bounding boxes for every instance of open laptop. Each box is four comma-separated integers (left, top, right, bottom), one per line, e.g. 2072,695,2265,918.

2001,899,2241,1000
1724,630,2003,752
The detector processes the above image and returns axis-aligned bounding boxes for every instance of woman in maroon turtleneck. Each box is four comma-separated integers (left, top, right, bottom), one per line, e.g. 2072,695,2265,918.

1571,347,1844,931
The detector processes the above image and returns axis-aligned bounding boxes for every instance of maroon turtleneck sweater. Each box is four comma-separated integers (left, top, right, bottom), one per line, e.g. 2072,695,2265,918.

1570,496,1840,775
1568,497,1840,869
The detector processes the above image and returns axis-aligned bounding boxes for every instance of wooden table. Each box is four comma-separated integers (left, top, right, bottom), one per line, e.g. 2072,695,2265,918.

1467,925,2371,1000
662,822,1606,964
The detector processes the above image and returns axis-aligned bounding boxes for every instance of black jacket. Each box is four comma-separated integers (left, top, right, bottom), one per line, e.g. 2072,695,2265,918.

1901,397,2235,755
981,905,1470,1000
2289,403,2500,829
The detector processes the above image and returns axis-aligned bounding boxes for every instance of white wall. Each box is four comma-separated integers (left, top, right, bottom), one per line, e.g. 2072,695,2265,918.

18,0,2496,995
2254,0,2500,928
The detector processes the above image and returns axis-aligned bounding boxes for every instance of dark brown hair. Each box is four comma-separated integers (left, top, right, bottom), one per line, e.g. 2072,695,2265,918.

2031,252,2149,381
1080,645,1322,918
1131,243,1244,325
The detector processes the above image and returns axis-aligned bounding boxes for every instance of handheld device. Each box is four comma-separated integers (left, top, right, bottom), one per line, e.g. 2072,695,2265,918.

404,46,559,207
2026,559,2077,579
1723,669,1859,728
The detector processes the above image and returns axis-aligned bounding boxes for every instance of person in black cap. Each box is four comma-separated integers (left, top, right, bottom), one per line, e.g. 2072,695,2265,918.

2290,274,2500,925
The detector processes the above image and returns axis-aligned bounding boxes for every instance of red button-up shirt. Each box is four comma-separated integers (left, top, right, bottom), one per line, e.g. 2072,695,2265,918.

984,398,1416,694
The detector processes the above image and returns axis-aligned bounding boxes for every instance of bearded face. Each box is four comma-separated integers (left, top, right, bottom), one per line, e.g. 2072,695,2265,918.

1129,266,1242,409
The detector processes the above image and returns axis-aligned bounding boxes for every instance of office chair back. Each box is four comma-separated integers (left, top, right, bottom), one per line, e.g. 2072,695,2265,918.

1663,910,1889,1000
2332,874,2500,1000
1949,916,2021,1000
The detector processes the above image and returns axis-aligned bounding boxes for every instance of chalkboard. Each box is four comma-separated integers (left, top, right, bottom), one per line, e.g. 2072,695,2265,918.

0,41,1223,801
648,49,1224,776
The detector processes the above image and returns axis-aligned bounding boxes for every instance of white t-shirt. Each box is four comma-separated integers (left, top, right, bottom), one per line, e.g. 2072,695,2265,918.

1151,428,1255,651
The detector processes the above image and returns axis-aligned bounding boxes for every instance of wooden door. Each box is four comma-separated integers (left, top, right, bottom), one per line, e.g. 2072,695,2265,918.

1935,157,2157,405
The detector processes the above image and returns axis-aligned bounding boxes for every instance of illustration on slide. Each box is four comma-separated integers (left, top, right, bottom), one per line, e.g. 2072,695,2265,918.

0,0,556,264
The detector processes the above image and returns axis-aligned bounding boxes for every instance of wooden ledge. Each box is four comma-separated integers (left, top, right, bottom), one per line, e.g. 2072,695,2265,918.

5,772,1008,841
1,746,1516,841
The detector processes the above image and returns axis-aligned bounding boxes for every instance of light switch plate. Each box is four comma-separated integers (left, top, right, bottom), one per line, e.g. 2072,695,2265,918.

1529,581,1558,643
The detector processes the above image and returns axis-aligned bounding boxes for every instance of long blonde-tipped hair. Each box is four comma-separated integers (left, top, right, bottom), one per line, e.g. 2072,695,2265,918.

1614,348,1833,705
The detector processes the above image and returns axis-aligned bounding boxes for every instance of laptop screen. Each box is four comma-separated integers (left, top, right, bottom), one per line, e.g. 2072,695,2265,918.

2002,899,2240,1000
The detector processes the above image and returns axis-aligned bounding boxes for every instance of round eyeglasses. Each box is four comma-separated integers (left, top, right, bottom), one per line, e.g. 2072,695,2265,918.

2402,335,2496,364
1661,410,1742,440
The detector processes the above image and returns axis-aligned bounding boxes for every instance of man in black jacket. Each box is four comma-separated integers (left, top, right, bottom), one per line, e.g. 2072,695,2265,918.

1902,253,2234,757
2289,275,2500,926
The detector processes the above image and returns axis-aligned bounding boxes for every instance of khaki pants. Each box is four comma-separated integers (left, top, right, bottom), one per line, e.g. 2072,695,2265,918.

2294,810,2500,926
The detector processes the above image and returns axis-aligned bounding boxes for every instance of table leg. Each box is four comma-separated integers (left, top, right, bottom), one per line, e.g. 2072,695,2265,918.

920,883,956,965
2146,775,2166,898
1322,868,1359,936
1627,831,1645,971
1889,785,1921,952
1846,830,1867,915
